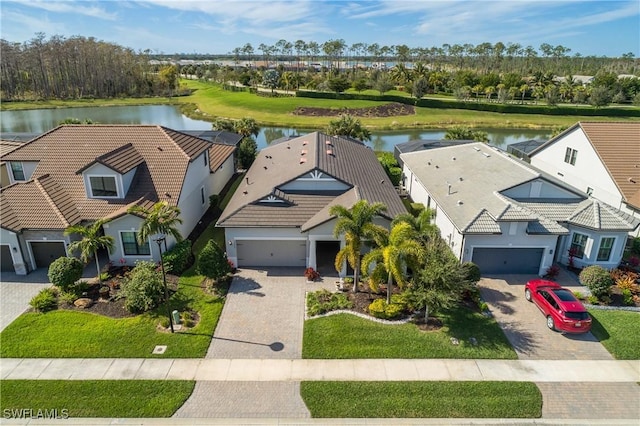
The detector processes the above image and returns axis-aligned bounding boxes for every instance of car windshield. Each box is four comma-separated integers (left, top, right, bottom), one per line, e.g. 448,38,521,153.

553,289,577,302
564,311,589,320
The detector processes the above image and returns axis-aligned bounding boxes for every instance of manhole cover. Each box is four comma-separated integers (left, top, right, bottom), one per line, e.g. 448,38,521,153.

152,345,167,354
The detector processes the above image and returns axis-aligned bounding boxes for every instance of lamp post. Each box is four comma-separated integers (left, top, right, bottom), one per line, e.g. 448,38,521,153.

155,236,174,333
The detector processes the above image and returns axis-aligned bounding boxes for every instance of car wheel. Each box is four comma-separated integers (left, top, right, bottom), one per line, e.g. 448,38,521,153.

524,288,532,302
546,316,555,331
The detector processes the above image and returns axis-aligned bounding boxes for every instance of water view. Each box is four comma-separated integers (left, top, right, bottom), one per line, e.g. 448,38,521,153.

0,105,550,151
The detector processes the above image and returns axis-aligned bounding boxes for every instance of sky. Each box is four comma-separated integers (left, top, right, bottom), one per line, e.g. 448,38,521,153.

1,0,638,57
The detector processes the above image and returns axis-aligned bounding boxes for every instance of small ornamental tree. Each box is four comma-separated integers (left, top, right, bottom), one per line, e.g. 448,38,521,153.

237,137,258,169
120,261,165,313
579,265,614,299
48,257,84,291
197,240,231,280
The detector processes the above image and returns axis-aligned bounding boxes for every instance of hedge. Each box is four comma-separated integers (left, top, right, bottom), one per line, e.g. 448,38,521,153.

295,90,640,117
162,239,193,275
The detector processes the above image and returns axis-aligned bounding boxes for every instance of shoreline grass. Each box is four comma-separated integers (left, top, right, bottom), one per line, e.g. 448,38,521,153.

0,380,194,418
301,381,542,418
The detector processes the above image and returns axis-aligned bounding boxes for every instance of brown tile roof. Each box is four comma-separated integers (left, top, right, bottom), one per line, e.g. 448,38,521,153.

209,143,236,171
0,141,23,161
578,122,640,210
1,125,233,232
218,132,405,228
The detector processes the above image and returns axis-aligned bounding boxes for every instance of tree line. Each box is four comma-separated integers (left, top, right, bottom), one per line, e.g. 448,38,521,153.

1,33,180,101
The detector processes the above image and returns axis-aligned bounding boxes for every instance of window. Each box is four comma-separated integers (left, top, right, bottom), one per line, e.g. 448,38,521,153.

586,187,593,196
564,147,578,165
203,150,208,166
570,232,588,259
121,231,151,256
89,176,117,197
10,162,25,181
597,237,615,262
200,187,205,205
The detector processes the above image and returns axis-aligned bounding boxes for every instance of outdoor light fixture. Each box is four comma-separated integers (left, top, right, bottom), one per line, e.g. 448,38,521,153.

155,236,174,333
228,240,233,246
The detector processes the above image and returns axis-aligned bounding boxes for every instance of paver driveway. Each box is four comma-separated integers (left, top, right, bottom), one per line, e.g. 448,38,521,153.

176,267,335,418
479,273,640,419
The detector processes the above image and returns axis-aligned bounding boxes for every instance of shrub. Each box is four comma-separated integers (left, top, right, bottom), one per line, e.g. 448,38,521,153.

306,289,353,316
572,291,584,300
29,288,58,313
304,267,320,281
47,257,83,291
209,194,220,208
162,239,193,275
621,289,634,306
587,295,599,304
544,264,560,279
120,261,165,313
197,240,231,280
462,262,481,284
367,298,404,320
58,291,78,305
579,265,614,299
615,273,639,293
159,317,170,328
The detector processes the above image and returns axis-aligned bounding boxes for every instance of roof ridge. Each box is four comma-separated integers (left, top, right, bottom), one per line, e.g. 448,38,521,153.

159,126,193,160
33,175,72,228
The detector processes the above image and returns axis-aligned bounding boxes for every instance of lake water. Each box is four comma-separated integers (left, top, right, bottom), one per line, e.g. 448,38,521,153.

0,105,550,151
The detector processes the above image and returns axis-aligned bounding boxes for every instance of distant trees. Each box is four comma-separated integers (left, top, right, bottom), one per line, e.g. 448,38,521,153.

444,126,489,142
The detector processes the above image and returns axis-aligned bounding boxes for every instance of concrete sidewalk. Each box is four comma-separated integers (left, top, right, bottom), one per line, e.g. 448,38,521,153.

2,358,638,382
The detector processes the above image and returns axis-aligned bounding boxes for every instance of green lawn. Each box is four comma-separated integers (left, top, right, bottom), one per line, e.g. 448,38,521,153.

588,309,640,359
301,381,542,418
0,268,223,358
177,80,637,130
0,380,194,418
303,308,517,359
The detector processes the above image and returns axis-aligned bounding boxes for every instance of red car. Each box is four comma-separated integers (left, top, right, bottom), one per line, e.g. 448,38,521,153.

524,279,592,333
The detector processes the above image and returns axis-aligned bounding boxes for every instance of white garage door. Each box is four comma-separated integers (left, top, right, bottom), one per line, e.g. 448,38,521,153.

236,240,306,267
472,247,543,275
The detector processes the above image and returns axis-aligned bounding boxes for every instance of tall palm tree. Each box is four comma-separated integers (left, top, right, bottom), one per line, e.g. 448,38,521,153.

326,114,371,141
65,219,115,284
391,208,439,243
330,201,387,293
127,202,183,251
362,222,425,304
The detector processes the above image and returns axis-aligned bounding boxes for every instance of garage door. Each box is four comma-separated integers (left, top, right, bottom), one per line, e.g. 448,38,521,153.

30,242,67,269
1,245,14,272
472,247,543,275
236,240,306,267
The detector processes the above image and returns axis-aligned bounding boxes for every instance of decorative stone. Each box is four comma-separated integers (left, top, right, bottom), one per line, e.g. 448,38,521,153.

74,298,93,309
450,337,459,345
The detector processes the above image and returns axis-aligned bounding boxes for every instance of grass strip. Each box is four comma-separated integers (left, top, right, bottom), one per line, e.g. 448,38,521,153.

0,380,194,418
301,381,542,418
588,308,640,359
303,308,516,359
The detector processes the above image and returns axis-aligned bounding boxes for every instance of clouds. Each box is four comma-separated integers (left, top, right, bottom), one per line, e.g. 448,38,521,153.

0,0,637,56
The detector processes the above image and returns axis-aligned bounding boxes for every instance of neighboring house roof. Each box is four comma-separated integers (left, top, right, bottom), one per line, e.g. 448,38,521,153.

218,132,406,229
1,125,235,232
531,122,640,210
393,139,474,165
182,130,243,146
401,142,639,236
0,133,41,143
506,139,545,159
0,141,23,167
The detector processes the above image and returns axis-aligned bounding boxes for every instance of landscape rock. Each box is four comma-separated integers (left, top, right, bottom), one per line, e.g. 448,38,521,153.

74,298,93,309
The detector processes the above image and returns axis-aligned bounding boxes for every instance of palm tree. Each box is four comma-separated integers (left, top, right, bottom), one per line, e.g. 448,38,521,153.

330,201,388,293
65,219,115,284
362,221,424,304
391,208,439,243
127,201,183,251
326,114,371,141
233,117,260,138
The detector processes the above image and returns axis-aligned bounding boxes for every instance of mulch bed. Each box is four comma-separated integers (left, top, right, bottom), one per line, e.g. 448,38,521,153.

293,102,415,117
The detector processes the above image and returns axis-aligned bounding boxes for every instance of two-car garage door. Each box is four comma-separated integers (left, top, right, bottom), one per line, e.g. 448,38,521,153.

236,240,306,267
472,247,543,275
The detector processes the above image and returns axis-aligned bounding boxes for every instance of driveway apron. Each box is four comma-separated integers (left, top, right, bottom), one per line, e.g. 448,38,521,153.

0,269,51,332
176,267,334,418
479,273,639,419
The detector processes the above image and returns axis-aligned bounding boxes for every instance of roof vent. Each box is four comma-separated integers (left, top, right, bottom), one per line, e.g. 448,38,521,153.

243,190,248,195
380,179,384,184
629,177,637,183
287,145,291,149
301,149,307,155
482,152,490,158
263,166,268,170
302,141,308,146
435,165,439,169
326,149,333,155
157,146,163,151
457,200,464,205
300,157,307,164
452,157,456,161
325,140,332,145
165,192,171,198
459,177,464,181
473,147,480,152
427,161,431,165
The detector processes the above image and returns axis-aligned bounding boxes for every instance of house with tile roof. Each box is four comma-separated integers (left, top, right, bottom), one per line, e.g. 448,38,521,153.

0,141,24,188
401,142,639,275
529,122,640,237
0,125,236,275
217,132,406,275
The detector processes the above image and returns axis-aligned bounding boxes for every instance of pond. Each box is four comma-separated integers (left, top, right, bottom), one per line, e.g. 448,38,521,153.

0,105,550,151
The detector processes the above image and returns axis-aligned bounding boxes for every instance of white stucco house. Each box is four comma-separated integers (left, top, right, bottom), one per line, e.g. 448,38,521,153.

217,131,406,275
401,142,639,276
529,122,640,237
0,125,236,275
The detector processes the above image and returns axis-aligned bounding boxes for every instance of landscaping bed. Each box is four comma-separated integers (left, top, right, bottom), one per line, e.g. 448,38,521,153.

293,102,414,117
